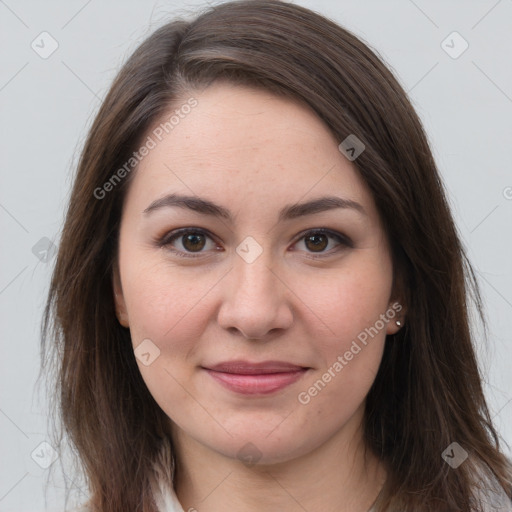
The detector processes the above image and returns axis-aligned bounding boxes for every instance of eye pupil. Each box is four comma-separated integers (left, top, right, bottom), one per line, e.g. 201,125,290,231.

183,233,206,252
162,229,345,258
305,234,328,252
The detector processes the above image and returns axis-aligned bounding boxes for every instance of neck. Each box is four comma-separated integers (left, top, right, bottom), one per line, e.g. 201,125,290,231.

171,408,387,512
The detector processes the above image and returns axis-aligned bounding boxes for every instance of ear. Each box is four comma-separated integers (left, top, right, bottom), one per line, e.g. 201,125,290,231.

385,300,406,335
112,261,130,328
386,259,408,335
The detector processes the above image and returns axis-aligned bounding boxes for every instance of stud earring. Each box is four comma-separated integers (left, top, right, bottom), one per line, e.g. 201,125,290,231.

396,320,402,327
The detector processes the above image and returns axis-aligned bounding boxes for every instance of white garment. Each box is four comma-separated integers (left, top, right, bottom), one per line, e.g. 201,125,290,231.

145,473,512,512
151,481,378,512
72,478,512,512
148,475,512,512
71,475,375,511
71,443,512,512
119,476,512,511
151,480,185,512
69,481,184,512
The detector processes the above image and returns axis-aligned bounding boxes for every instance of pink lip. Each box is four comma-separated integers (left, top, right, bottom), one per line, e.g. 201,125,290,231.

202,360,310,395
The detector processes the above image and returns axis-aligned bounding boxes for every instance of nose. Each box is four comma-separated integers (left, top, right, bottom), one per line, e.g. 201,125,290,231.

216,249,294,340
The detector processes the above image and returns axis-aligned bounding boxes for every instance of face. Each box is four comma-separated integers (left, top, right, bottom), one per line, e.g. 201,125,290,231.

113,82,403,465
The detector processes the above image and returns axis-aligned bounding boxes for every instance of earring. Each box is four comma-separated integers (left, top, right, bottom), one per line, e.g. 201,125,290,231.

396,320,402,327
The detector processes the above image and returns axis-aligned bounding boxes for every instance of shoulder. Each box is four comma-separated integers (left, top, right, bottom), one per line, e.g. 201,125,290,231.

479,485,512,511
473,465,512,511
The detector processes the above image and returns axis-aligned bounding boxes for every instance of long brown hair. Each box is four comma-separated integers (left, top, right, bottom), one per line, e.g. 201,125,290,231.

41,1,512,510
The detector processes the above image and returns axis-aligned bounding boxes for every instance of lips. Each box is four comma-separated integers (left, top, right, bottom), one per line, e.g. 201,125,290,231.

202,360,310,395
206,360,307,374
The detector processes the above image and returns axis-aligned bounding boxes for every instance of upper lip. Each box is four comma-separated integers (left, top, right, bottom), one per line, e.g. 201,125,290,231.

204,360,309,374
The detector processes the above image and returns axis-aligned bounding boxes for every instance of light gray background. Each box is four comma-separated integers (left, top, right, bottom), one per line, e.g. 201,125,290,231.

1,0,511,510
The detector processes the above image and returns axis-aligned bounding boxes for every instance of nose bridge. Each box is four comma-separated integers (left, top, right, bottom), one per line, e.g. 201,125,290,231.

217,237,293,338
232,238,280,302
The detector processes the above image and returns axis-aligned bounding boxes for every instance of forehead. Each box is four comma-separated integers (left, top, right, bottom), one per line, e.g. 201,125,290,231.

124,82,375,219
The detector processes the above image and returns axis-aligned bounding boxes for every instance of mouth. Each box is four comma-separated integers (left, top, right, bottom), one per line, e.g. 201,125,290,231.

201,360,311,395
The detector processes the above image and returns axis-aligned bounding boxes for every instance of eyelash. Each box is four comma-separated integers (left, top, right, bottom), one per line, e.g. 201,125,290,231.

156,227,353,260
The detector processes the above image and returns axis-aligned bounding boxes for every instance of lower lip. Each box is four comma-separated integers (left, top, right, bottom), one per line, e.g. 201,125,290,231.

204,368,308,395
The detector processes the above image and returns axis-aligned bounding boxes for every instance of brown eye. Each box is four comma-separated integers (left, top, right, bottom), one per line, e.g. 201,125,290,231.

182,232,206,252
294,229,353,258
158,228,218,258
304,233,329,252
158,227,352,260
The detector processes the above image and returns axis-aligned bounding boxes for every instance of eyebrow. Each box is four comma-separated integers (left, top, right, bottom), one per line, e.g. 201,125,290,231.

143,193,366,222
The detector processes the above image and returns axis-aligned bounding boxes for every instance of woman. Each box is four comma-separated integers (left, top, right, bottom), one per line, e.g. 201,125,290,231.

41,1,512,510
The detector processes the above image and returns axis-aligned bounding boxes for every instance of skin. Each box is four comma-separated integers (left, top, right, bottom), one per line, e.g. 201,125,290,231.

113,82,405,512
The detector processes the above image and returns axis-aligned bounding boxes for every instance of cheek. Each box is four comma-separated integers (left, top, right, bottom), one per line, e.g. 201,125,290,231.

292,253,393,409
122,257,217,346
298,257,393,355
121,259,216,422
294,274,390,427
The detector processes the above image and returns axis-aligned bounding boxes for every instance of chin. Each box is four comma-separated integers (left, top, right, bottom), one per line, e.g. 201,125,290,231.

200,426,320,467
